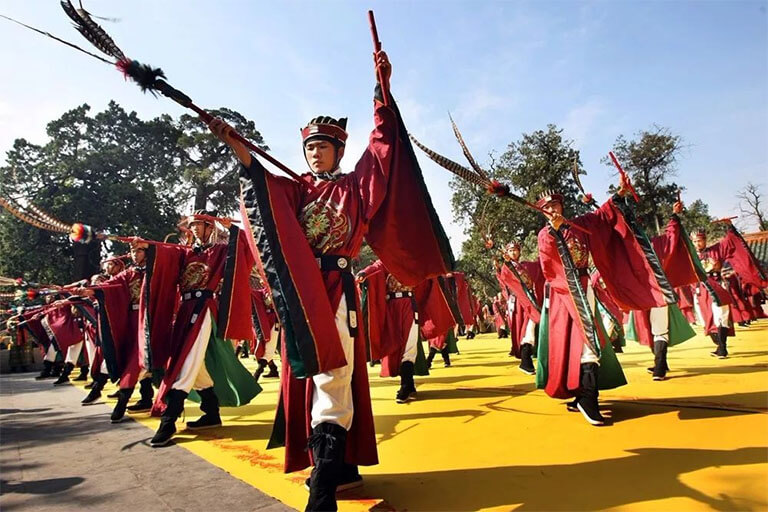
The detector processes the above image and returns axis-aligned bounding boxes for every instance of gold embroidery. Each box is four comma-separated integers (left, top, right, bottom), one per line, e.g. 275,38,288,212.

180,262,210,292
299,200,350,254
566,236,589,267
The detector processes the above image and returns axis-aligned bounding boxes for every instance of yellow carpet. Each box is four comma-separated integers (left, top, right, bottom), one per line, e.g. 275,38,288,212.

87,320,768,511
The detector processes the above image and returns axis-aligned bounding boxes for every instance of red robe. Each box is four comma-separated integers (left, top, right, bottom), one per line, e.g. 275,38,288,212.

43,304,83,353
537,197,668,399
497,260,544,357
251,287,277,358
492,297,507,332
93,267,144,388
241,93,453,473
148,227,256,413
693,226,766,334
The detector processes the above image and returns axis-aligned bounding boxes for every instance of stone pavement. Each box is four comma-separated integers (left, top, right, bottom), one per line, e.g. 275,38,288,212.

0,373,293,512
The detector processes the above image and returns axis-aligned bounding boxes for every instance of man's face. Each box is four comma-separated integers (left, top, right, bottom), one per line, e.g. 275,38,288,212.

693,236,706,251
543,200,563,216
506,246,521,262
190,221,212,243
304,140,344,174
105,261,120,276
131,247,146,266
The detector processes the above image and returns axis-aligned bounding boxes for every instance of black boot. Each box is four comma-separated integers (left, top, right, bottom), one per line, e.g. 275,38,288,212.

713,326,729,358
253,358,268,382
305,422,347,512
51,362,63,378
612,338,623,353
426,347,437,369
396,361,416,403
576,362,605,426
74,365,89,381
150,389,187,447
234,343,243,359
186,387,222,430
519,344,536,375
127,378,154,412
110,387,134,423
81,374,108,405
304,463,363,493
652,339,668,381
107,389,120,399
35,360,54,380
264,360,279,378
441,347,451,367
466,330,475,340
53,362,75,386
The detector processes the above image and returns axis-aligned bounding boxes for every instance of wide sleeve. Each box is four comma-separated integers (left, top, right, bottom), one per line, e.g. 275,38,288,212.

718,225,768,288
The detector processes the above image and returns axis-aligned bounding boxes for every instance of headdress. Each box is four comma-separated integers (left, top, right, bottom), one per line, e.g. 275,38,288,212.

535,189,564,209
691,229,707,241
301,116,348,148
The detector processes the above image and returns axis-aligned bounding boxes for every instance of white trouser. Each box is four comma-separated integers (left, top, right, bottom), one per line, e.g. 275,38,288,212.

65,341,83,364
693,296,704,325
172,310,214,392
44,343,57,363
650,305,669,343
84,331,97,367
100,359,108,373
712,303,731,329
311,299,355,430
264,326,279,362
521,318,536,346
401,321,419,363
581,283,600,364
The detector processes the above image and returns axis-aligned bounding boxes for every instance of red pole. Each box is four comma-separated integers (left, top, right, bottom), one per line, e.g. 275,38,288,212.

608,151,640,203
368,10,389,106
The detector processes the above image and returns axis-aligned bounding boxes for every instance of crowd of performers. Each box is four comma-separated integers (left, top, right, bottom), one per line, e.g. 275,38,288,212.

2,49,767,512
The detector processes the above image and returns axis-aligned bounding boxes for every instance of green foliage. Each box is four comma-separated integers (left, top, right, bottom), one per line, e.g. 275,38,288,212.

0,102,185,282
177,108,268,214
603,126,685,234
451,124,590,301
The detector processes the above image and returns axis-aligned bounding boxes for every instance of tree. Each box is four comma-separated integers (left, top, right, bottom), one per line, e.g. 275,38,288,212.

657,198,726,240
177,108,268,214
0,102,185,283
450,124,590,300
736,182,768,231
603,126,684,234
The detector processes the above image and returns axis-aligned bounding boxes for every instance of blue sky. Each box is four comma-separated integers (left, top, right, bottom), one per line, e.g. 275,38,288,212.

1,1,766,254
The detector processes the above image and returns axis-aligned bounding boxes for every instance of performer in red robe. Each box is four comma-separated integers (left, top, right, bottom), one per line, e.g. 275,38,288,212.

492,293,509,339
145,212,260,447
622,201,700,380
212,50,453,510
691,222,767,358
77,243,156,421
496,241,544,374
251,277,280,382
536,182,671,426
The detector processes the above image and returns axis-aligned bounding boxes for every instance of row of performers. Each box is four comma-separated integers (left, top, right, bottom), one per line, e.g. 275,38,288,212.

5,50,767,512
488,192,766,425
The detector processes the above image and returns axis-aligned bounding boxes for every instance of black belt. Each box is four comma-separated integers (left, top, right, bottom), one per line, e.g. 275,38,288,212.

577,268,589,278
181,289,214,302
387,291,419,325
317,255,358,337
707,271,722,280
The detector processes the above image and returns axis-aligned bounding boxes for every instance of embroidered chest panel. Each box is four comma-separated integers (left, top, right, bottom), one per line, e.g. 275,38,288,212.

128,276,142,304
566,236,589,268
299,199,351,254
700,255,721,273
386,274,412,293
180,261,211,292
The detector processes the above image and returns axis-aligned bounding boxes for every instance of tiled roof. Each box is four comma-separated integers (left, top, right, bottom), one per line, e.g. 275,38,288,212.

743,231,768,267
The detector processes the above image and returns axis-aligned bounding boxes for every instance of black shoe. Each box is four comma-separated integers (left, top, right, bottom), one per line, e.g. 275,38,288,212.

264,361,279,378
186,387,221,430
107,389,120,399
81,374,107,405
652,339,668,381
127,378,154,412
126,400,153,413
305,422,347,511
519,344,536,375
150,419,177,447
110,388,134,423
466,331,475,340
395,387,409,404
253,359,267,382
51,362,63,378
566,399,579,412
304,464,363,493
186,413,222,430
35,360,54,380
577,363,605,426
84,381,95,389
151,389,187,447
53,362,75,386
74,366,88,381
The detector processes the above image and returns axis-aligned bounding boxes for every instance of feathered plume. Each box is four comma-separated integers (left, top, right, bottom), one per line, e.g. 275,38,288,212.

448,113,490,181
60,0,125,60
408,134,488,189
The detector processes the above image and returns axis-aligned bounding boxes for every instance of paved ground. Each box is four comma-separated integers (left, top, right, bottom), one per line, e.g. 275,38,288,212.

0,373,293,512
